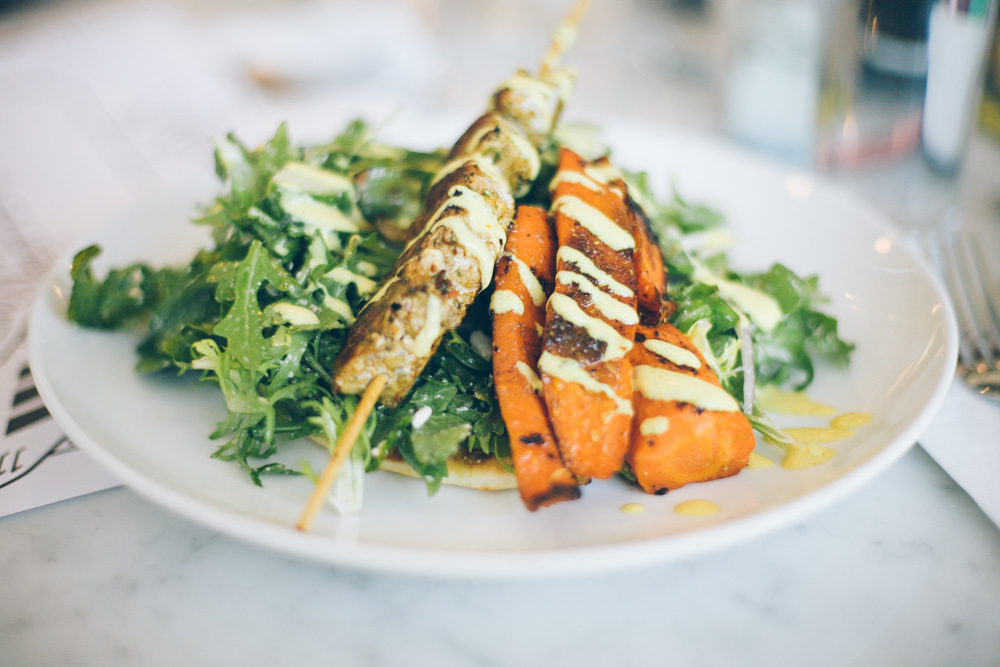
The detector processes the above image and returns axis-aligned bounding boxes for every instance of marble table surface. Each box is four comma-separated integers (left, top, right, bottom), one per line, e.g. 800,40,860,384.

3,446,999,666
2,1,999,664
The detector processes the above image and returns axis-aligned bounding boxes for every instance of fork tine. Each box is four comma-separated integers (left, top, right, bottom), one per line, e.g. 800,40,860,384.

975,243,1000,348
958,232,1000,368
925,213,1000,397
930,222,979,371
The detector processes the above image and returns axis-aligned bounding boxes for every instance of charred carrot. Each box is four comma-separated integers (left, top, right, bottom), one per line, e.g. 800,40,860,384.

582,158,667,323
539,148,638,480
627,320,755,494
624,198,666,323
491,205,580,510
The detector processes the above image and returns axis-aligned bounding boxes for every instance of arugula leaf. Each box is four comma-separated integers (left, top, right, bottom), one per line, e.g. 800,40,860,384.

69,117,855,506
69,245,175,330
633,178,854,396
212,242,273,375
212,123,295,211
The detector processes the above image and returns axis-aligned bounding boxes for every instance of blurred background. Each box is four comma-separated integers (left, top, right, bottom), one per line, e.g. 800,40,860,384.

0,0,998,324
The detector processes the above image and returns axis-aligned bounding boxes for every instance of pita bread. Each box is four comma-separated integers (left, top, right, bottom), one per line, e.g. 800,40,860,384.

310,436,516,491
379,448,516,491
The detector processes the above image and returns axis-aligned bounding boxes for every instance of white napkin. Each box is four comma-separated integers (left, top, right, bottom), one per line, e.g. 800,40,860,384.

919,378,1000,527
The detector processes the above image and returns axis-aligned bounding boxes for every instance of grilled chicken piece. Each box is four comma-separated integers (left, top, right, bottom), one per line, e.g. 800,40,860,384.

333,160,513,403
333,69,573,406
489,69,570,144
449,113,542,200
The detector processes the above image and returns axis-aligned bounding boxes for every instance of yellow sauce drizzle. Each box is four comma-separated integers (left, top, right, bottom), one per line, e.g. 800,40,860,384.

632,365,740,412
556,271,638,324
831,412,872,430
691,265,781,333
781,443,835,469
746,451,775,469
323,295,355,324
272,161,354,195
515,361,543,393
489,289,524,315
408,185,506,290
537,352,634,416
673,499,719,517
620,502,645,514
411,294,442,357
552,195,634,251
509,254,547,307
583,162,623,185
548,168,602,193
325,267,378,296
547,293,633,361
756,385,836,416
270,302,320,327
639,416,670,436
462,115,541,189
642,339,701,370
783,427,853,445
429,155,507,192
556,246,634,298
279,191,369,233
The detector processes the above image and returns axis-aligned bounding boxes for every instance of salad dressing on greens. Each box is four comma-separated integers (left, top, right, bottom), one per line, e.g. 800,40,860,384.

65,116,855,508
691,264,781,333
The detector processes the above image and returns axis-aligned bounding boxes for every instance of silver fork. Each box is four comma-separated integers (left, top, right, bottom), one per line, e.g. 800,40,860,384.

925,214,1000,398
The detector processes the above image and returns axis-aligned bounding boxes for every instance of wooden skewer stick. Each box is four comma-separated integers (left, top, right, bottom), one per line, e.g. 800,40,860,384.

540,0,591,76
296,373,387,532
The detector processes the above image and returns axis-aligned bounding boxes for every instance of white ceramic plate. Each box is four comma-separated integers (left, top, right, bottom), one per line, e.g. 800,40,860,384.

28,121,957,579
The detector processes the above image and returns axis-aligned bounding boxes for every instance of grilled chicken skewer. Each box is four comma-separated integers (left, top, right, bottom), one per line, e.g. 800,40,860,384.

332,9,584,407
297,1,590,529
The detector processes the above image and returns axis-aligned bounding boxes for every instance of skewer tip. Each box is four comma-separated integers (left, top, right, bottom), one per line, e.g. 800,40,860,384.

540,0,591,76
296,374,387,532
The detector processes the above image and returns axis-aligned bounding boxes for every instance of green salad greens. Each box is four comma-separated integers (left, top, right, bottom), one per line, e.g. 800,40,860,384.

67,119,853,508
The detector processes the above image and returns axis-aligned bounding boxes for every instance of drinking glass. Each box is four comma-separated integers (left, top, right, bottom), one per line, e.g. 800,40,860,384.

815,0,998,238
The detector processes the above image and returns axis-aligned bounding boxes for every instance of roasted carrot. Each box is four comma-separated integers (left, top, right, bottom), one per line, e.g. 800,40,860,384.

624,197,666,323
539,148,638,480
589,158,667,323
491,205,581,510
627,320,755,494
